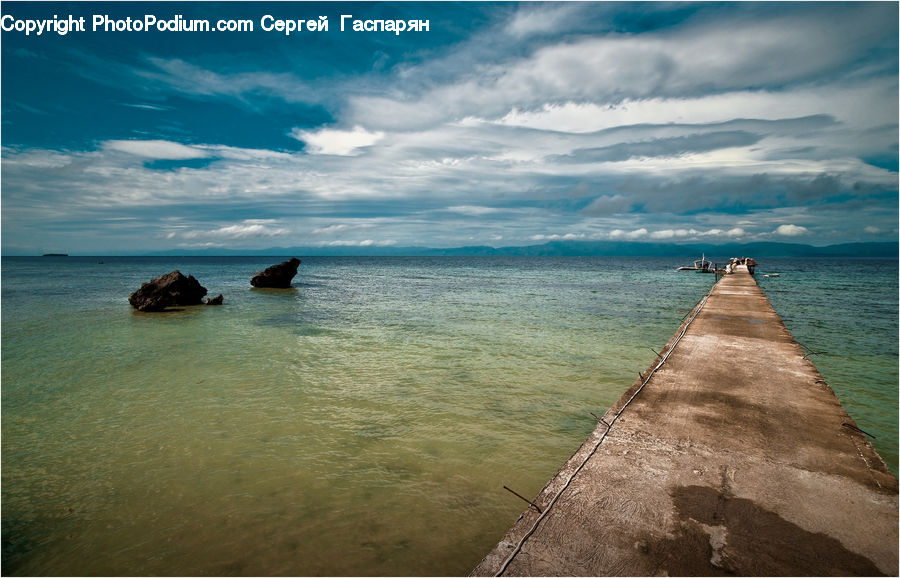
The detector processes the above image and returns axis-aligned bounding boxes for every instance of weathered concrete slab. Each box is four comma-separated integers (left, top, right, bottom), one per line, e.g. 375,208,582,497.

473,268,898,576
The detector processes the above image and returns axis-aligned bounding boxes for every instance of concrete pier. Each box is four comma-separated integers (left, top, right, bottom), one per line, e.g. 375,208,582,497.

472,267,898,576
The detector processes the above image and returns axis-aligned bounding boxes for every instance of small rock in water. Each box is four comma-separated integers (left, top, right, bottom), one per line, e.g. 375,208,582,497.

128,270,208,312
250,257,301,288
205,294,224,305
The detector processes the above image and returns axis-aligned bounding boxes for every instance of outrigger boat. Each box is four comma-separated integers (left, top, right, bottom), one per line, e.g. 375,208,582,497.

677,254,712,273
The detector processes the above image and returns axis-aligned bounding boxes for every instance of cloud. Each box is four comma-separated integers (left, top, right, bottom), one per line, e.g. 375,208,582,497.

311,223,376,235
503,3,585,39
583,195,633,216
493,95,852,134
137,57,313,105
120,102,172,111
650,229,695,240
559,131,762,164
291,126,385,156
773,224,810,237
609,228,648,240
323,239,397,247
1,146,72,169
701,227,746,238
443,205,502,216
530,233,586,241
105,139,211,160
346,5,896,132
168,220,290,241
14,48,40,59
601,226,749,242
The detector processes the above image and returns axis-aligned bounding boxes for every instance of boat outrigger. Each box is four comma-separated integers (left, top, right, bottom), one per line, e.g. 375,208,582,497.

677,254,712,273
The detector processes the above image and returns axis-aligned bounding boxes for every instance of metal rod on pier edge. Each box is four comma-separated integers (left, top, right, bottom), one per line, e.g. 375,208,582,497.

503,486,543,513
842,422,876,439
590,412,611,429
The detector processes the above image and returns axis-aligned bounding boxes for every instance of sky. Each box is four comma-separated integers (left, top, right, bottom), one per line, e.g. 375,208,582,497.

1,1,897,255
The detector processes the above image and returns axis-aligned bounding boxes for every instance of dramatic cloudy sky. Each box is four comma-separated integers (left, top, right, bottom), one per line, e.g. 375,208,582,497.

2,1,897,254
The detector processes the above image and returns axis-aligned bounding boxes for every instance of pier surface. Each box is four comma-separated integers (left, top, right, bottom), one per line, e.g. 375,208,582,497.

473,267,898,576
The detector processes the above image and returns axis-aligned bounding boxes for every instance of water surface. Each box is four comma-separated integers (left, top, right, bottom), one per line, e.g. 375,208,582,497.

2,256,895,575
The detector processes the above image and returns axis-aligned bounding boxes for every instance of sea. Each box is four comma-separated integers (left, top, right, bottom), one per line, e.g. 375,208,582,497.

2,255,897,576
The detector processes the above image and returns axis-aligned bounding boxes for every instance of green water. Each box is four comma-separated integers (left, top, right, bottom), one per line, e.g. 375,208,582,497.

2,256,896,575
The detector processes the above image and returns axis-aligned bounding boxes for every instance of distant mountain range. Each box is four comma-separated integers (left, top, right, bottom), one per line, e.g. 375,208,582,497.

146,240,898,259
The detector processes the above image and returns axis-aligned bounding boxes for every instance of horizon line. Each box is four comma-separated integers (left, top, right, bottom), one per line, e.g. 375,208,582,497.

6,239,897,258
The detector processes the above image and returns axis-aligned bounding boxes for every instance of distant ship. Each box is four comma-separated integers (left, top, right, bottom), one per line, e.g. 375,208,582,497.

42,253,68,257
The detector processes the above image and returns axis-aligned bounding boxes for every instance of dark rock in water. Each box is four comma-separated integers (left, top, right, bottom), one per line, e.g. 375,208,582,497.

251,257,301,288
205,294,224,305
129,270,208,312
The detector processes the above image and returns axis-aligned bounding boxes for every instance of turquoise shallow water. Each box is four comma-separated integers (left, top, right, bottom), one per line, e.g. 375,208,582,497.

2,256,896,575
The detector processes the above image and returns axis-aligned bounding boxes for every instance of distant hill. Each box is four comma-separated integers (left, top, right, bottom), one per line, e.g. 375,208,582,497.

144,241,898,258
